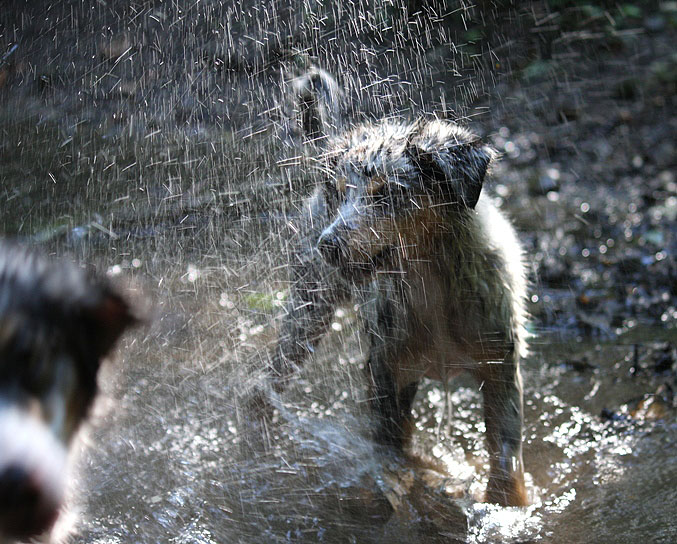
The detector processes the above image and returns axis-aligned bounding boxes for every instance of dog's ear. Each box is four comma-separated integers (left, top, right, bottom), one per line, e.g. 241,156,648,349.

406,124,494,209
82,289,138,361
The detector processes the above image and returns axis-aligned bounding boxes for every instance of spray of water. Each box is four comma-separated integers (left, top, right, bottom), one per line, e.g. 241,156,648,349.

0,1,675,542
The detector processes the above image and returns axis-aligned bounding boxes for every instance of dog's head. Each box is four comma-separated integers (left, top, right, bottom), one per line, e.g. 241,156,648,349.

0,243,136,542
316,119,495,279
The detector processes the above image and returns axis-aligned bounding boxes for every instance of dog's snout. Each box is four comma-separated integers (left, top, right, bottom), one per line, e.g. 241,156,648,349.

0,464,59,539
317,229,346,264
0,407,68,541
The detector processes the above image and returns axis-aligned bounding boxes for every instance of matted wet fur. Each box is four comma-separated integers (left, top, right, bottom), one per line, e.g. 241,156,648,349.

0,241,137,543
265,115,530,508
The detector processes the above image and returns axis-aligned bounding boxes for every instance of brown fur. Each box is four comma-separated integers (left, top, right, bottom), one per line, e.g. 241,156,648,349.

269,118,529,507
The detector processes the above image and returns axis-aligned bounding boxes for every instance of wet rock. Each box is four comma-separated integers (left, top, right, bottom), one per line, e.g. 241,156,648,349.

560,357,597,373
652,342,676,375
315,473,395,525
307,460,467,542
380,462,467,543
629,384,674,421
602,384,675,423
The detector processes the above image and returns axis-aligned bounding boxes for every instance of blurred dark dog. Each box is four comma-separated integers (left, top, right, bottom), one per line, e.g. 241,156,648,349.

0,241,136,543
265,76,529,506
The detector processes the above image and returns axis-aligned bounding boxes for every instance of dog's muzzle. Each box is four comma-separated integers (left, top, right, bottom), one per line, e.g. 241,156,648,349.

317,227,396,281
0,404,67,541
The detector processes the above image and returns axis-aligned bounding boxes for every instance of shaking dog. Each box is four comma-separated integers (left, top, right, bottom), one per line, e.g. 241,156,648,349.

269,117,529,507
0,242,137,542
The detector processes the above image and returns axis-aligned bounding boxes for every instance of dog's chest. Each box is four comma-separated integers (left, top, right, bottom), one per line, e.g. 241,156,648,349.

408,269,476,379
367,265,476,384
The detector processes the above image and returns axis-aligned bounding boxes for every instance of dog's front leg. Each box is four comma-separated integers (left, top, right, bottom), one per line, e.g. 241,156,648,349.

269,248,350,391
244,250,348,424
364,291,418,450
367,354,419,450
475,348,528,506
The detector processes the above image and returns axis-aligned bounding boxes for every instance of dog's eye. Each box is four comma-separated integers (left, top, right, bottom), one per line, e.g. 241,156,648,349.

366,176,386,195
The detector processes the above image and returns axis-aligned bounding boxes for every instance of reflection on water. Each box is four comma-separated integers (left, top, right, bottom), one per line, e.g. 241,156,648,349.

58,245,676,543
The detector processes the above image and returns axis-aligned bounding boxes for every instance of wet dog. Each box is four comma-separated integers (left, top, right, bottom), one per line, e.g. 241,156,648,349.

0,242,137,543
269,117,529,507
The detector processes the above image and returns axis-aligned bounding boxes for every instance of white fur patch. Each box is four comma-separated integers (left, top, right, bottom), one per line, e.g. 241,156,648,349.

0,403,68,526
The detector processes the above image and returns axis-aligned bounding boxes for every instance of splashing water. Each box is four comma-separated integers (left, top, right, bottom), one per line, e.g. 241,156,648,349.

1,1,676,543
